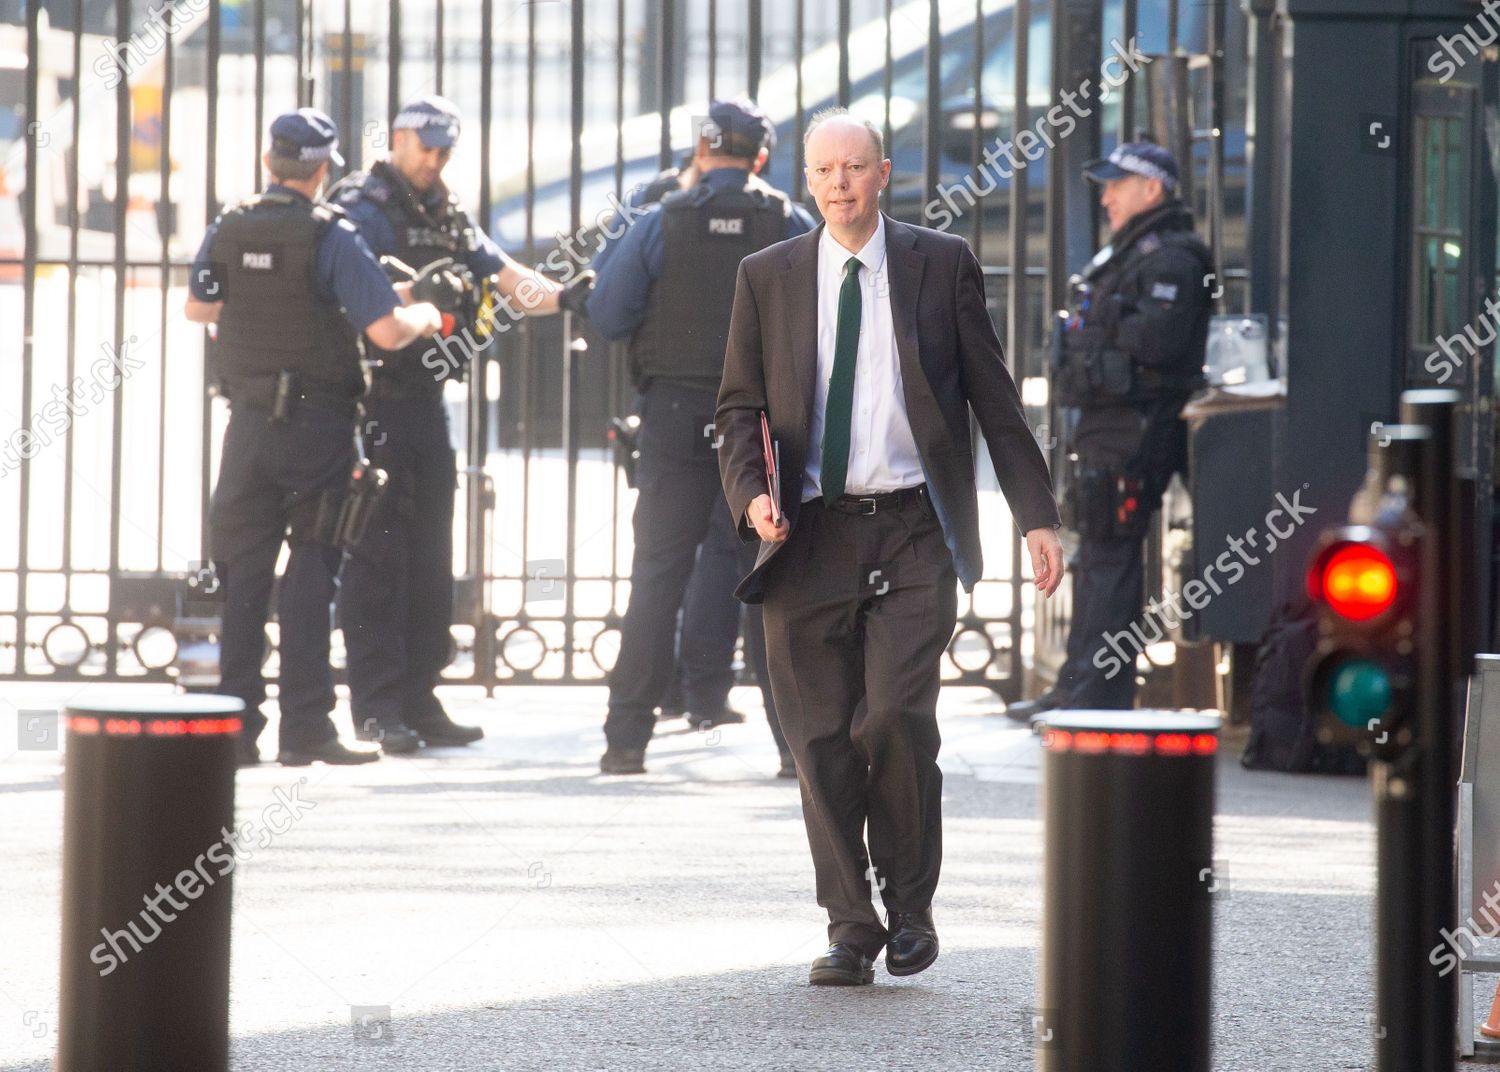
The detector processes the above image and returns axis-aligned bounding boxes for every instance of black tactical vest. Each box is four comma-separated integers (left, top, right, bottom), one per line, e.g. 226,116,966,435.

1054,200,1213,407
630,177,790,390
334,160,477,396
208,191,365,400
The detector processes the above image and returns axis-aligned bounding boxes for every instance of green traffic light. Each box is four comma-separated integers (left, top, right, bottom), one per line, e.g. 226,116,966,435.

1327,658,1394,730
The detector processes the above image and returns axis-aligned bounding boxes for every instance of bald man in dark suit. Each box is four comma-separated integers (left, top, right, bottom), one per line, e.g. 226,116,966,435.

716,110,1064,986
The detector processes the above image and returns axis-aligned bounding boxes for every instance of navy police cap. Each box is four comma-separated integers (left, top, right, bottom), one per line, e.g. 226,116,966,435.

394,95,462,149
702,97,775,155
1083,141,1180,191
269,108,343,167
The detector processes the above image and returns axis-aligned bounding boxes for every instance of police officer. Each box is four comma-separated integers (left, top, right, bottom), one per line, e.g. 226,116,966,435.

1006,142,1213,722
332,95,586,755
185,108,445,766
600,153,794,776
587,98,816,775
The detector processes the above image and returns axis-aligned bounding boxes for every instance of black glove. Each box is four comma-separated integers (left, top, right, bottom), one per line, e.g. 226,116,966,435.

412,257,469,313
559,269,595,318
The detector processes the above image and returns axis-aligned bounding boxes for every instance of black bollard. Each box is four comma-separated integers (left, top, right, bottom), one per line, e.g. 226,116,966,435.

57,694,244,1072
1036,710,1220,1071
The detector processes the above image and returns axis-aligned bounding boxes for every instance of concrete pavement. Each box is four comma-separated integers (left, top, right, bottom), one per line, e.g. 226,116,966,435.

0,684,1394,1070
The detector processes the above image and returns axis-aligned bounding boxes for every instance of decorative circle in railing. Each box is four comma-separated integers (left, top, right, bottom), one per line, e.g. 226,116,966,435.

132,625,179,671
946,624,996,674
588,626,621,676
498,625,548,674
41,622,92,670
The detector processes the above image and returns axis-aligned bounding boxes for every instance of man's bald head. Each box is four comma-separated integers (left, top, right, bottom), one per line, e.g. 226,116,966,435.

803,109,883,160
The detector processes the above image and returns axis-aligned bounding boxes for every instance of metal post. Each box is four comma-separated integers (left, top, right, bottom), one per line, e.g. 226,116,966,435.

57,696,244,1072
1038,711,1219,1070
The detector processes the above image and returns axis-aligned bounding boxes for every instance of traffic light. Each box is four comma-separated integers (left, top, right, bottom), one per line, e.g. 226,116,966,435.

1304,515,1419,756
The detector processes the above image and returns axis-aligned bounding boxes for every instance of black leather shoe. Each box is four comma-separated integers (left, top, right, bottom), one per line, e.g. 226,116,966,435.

885,909,939,976
410,718,484,746
599,748,646,774
809,942,875,986
655,705,684,722
1003,689,1068,723
777,752,797,779
353,720,421,754
689,708,747,730
277,739,380,766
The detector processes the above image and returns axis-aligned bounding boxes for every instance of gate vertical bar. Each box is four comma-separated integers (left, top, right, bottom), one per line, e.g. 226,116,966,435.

793,0,805,203
157,8,177,572
838,0,851,106
202,0,221,567
108,0,132,676
707,0,718,103
340,0,353,173
658,0,674,169
434,0,444,95
388,0,401,125
64,0,84,617
471,0,495,687
19,0,39,673
923,0,941,209
564,0,585,680
748,0,762,102
881,0,892,214
254,0,266,192
1009,0,1031,698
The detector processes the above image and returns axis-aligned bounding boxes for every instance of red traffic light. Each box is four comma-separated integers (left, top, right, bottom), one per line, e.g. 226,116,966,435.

1309,541,1399,621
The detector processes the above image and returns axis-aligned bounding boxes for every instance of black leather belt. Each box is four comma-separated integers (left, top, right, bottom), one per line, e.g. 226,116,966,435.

826,484,927,516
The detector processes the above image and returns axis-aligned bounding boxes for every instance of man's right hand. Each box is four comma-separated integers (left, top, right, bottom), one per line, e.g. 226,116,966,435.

748,494,789,543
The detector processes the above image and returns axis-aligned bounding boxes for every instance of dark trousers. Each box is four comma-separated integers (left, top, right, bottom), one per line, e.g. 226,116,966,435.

339,394,457,732
1056,533,1146,708
607,382,757,750
210,403,353,751
661,508,789,755
760,493,958,957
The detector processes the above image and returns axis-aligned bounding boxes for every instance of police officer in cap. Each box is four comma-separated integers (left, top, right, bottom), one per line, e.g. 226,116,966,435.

186,108,445,766
594,125,797,776
1006,141,1212,722
588,98,816,775
333,95,587,755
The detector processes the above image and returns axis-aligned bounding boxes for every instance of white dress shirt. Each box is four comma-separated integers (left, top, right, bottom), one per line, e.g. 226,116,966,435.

801,216,926,501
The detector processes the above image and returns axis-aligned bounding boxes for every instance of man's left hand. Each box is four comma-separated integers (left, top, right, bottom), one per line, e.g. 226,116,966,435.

1026,527,1065,598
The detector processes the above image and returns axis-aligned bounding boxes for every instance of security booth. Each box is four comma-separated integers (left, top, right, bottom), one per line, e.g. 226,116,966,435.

1032,0,1500,719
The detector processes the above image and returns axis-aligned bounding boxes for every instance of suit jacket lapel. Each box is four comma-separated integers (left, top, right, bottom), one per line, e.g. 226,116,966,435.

884,215,943,454
784,226,821,436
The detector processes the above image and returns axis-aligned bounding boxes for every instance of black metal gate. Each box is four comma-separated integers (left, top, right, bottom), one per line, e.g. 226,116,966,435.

3,0,1251,693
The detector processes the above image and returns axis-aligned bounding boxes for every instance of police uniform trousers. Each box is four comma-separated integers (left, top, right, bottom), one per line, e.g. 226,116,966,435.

339,390,457,732
606,381,779,750
661,500,789,753
759,491,958,957
1056,401,1187,708
210,400,355,751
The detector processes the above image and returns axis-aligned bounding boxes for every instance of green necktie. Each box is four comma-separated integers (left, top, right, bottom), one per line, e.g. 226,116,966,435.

821,255,862,504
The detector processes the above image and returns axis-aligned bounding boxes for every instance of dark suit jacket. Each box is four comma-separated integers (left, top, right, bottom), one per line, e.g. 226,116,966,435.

716,214,1060,604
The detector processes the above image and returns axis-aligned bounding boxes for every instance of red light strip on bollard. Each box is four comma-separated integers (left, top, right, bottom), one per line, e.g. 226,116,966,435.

1042,729,1218,756
65,715,243,737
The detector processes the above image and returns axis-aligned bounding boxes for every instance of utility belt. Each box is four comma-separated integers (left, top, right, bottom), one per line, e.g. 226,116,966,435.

1061,460,1148,540
285,457,389,550
226,371,361,423
367,374,444,405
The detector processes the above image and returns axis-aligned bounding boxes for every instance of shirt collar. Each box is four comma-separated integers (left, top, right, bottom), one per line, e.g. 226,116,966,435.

265,182,311,204
820,214,887,277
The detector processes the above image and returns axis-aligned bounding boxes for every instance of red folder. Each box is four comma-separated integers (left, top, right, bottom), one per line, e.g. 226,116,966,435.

760,411,782,526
